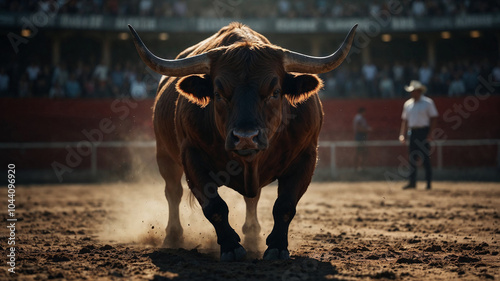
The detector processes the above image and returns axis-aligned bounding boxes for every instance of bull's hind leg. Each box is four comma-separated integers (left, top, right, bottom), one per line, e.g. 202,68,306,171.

242,190,262,247
182,147,246,262
242,189,261,236
157,150,184,247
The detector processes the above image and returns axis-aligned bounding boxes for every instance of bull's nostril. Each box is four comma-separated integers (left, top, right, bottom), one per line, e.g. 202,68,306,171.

230,131,240,143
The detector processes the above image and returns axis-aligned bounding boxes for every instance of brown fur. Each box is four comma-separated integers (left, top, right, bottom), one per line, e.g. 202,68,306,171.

153,22,327,258
154,23,324,195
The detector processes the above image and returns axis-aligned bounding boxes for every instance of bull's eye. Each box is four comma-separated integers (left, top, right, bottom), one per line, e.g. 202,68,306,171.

271,89,281,99
214,92,222,101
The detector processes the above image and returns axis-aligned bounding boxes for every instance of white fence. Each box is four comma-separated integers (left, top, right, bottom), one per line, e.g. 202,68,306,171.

1,139,499,179
0,141,155,178
319,139,500,178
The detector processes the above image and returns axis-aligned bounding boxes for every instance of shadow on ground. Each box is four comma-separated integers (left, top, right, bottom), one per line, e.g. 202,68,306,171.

148,248,339,281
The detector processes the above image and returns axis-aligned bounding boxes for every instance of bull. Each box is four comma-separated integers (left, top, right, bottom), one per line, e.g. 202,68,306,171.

128,22,357,261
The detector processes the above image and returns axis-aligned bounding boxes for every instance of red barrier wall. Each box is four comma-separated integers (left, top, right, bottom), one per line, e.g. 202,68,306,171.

0,98,155,142
1,96,499,171
320,96,500,141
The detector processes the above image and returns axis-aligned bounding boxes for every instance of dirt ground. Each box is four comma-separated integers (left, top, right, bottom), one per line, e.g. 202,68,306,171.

1,180,499,280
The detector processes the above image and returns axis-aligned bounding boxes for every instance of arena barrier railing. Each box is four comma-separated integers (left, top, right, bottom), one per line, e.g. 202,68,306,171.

0,141,155,178
318,139,500,178
1,139,499,179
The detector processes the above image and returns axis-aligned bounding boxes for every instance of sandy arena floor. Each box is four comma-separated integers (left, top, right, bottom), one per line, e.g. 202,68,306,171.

1,181,499,280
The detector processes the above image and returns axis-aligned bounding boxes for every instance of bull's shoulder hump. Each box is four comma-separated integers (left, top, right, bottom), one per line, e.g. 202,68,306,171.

177,23,271,58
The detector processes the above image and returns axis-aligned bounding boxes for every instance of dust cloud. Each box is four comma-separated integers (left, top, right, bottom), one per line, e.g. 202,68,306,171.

97,179,271,256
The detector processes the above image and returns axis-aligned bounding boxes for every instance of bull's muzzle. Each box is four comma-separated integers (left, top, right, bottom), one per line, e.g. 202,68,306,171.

233,129,259,149
227,129,266,156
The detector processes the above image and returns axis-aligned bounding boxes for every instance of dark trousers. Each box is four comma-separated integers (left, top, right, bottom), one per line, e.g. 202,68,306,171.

409,127,432,186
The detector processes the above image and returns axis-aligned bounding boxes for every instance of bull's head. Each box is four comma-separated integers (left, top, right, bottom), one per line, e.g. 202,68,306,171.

129,24,357,158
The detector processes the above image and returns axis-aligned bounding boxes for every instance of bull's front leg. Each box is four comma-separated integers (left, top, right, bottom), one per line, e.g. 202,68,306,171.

264,149,316,260
182,147,246,262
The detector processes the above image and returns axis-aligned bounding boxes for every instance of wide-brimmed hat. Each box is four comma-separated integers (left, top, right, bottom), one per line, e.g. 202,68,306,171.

404,80,427,93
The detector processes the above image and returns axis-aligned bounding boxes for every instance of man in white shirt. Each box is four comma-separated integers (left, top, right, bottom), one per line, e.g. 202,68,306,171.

399,80,438,190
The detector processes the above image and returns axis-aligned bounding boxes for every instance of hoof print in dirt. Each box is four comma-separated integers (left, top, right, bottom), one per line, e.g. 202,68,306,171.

220,246,246,262
263,248,290,260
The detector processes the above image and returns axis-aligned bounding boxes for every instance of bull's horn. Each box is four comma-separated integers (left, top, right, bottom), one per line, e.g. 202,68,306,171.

128,25,210,76
283,24,358,74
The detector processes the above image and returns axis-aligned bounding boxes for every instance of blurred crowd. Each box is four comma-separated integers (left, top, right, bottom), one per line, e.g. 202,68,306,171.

2,0,499,99
1,58,499,99
2,0,499,18
320,59,500,98
0,60,160,99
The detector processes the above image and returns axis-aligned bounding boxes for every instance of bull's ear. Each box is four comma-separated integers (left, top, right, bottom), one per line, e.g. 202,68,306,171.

283,73,323,106
176,75,213,107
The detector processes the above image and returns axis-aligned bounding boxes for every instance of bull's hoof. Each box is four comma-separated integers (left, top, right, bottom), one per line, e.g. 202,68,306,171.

263,248,290,260
161,232,184,248
161,236,183,248
161,227,183,248
220,246,247,262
